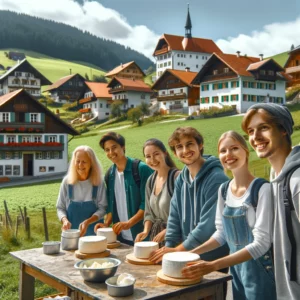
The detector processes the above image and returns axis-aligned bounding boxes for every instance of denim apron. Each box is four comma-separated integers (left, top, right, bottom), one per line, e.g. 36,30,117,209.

66,184,98,236
222,179,277,300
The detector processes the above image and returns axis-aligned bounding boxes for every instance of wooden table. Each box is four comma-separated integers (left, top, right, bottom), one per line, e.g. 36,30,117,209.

10,244,232,300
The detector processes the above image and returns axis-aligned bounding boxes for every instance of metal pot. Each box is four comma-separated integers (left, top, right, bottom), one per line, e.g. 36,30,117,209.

106,275,135,297
42,241,61,255
61,235,79,250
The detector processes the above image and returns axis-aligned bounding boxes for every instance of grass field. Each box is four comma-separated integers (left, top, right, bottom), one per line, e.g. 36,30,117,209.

0,49,106,89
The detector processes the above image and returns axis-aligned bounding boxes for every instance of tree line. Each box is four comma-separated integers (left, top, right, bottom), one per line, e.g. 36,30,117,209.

0,10,154,71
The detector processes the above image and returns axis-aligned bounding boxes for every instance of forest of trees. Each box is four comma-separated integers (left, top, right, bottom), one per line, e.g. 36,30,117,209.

0,10,154,71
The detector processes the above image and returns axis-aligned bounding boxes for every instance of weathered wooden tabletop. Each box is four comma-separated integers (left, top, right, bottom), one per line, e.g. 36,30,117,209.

10,244,232,300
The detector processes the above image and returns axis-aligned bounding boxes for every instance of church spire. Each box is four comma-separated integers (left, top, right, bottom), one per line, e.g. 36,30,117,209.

185,4,192,38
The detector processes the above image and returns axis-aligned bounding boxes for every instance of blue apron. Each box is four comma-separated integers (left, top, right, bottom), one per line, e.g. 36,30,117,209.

66,184,99,236
222,180,277,300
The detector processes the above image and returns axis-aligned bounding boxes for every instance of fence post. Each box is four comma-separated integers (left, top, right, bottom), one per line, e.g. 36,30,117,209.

24,207,27,229
26,217,31,239
42,207,49,241
15,216,19,237
4,200,12,229
19,206,25,225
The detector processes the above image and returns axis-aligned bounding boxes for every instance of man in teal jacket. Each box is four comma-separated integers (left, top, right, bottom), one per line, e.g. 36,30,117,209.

94,131,153,245
149,127,229,262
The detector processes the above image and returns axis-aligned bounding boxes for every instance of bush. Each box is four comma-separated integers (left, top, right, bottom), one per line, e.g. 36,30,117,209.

200,106,236,118
128,107,143,123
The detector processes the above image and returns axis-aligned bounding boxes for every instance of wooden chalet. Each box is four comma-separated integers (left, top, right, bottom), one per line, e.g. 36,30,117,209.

284,45,300,87
0,89,79,178
105,61,145,80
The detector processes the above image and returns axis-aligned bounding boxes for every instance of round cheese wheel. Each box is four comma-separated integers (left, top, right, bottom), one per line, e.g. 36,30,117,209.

162,252,200,278
134,241,159,259
78,236,107,254
97,228,117,244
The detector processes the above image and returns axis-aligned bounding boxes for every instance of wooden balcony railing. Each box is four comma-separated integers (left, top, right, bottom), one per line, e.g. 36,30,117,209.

0,122,45,133
157,93,186,102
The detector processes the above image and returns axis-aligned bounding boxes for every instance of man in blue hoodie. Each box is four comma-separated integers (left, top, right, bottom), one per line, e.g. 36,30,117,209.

149,127,229,263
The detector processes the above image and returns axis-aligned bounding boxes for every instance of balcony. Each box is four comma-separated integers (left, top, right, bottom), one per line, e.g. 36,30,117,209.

79,96,97,104
109,87,125,94
0,142,64,151
157,93,186,102
285,65,300,74
79,108,91,113
0,122,45,133
154,48,169,56
202,71,236,82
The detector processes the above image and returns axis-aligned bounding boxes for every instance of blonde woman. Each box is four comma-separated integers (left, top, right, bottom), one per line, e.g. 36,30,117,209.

56,146,107,236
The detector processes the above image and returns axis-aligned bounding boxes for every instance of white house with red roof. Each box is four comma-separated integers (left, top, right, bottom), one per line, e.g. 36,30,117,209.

192,52,288,113
153,5,222,80
107,77,152,110
152,69,199,115
79,82,112,121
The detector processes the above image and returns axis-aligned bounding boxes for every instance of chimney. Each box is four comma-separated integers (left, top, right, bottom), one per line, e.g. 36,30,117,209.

236,51,240,58
185,67,190,72
259,54,264,61
120,63,123,68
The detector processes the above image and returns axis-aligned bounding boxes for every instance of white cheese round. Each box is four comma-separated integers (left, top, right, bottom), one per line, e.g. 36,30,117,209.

162,252,200,278
97,228,117,244
78,236,107,254
134,241,159,259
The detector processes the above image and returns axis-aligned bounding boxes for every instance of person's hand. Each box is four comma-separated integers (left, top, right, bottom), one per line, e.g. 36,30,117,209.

181,260,214,279
152,229,166,244
148,246,176,264
112,222,130,235
62,218,71,231
79,220,89,237
135,231,148,242
94,222,108,234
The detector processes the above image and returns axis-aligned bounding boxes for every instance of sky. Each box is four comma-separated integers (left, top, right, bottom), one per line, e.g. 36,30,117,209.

0,0,300,60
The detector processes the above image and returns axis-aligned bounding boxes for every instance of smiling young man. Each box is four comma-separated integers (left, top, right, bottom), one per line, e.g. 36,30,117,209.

149,127,229,264
242,103,300,300
94,131,153,245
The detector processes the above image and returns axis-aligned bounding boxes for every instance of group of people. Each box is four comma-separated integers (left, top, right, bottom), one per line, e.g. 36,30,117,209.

56,103,300,300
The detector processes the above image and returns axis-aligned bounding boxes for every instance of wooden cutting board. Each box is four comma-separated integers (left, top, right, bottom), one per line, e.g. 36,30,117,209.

126,252,156,265
156,269,202,286
107,241,121,249
75,249,110,259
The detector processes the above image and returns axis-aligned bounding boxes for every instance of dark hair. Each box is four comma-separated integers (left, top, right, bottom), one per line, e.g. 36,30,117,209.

168,127,204,155
143,138,177,169
99,132,125,149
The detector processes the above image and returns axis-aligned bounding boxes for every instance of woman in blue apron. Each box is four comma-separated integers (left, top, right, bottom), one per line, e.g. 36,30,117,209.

182,131,276,300
56,145,107,236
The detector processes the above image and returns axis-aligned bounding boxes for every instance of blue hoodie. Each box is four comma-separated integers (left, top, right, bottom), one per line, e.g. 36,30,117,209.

165,155,229,261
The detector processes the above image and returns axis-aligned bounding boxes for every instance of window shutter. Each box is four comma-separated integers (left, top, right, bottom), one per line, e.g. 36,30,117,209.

237,95,239,100
45,135,48,143
201,85,204,91
25,113,30,122
11,112,15,122
60,135,64,144
218,83,222,89
225,82,228,88
221,96,224,102
18,136,22,143
237,81,240,88
0,135,3,142
40,113,45,123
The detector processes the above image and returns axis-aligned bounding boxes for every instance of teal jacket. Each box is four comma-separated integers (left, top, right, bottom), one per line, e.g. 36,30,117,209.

106,157,153,240
165,155,229,261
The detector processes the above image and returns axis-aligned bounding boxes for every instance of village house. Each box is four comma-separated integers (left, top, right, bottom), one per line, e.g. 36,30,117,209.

152,68,199,115
79,82,112,121
0,89,79,178
43,73,86,103
192,52,288,113
153,5,222,80
105,61,145,81
284,45,300,87
0,59,51,97
8,51,26,61
107,77,152,110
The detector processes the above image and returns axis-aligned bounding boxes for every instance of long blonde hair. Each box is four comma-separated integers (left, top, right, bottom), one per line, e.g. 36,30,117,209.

67,145,102,185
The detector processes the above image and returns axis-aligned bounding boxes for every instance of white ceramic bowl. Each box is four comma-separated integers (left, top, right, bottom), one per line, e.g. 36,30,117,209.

134,241,159,259
162,252,200,278
97,228,117,244
78,236,107,254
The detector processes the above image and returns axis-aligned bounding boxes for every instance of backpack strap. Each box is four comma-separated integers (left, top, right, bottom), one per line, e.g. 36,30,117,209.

104,165,113,187
167,168,178,197
221,180,231,201
245,178,269,209
283,165,300,281
132,158,141,188
149,171,157,192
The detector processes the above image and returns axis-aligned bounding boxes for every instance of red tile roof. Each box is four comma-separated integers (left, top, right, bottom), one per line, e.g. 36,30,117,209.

108,77,152,93
105,61,145,77
0,89,22,106
44,74,76,92
247,58,284,72
85,82,112,99
153,34,222,55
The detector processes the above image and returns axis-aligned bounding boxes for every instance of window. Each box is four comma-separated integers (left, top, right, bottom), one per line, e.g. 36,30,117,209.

202,56,204,60
164,62,167,67
0,112,9,122
14,152,19,159
224,68,229,73
46,152,51,159
49,167,55,172
13,165,20,175
5,165,12,175
105,112,109,116
196,56,198,59
213,70,218,75
212,96,218,103
178,62,180,66
30,113,39,123
168,61,171,66
260,70,266,75
106,104,110,108
168,53,171,58
33,136,42,143
0,165,3,176
170,90,174,94
131,105,134,108
177,54,180,57
181,54,183,58
48,136,57,142
7,136,16,143
94,103,97,108
180,89,183,93
100,103,103,108
5,152,12,159
231,81,239,88
201,97,210,104
268,70,274,76
231,94,239,101
190,55,192,58
15,72,22,77
54,151,59,159
196,65,199,68
36,152,43,159
141,93,145,99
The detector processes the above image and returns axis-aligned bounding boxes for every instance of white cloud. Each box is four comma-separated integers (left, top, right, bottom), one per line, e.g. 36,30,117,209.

216,17,300,57
0,0,159,59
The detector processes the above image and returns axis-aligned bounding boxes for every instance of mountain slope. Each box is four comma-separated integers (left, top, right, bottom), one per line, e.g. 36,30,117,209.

0,10,154,71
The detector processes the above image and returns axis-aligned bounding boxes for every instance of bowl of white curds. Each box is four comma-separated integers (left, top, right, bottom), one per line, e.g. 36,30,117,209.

74,258,121,282
105,273,136,297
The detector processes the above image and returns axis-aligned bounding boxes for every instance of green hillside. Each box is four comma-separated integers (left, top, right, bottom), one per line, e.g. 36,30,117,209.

268,51,289,67
0,49,106,90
